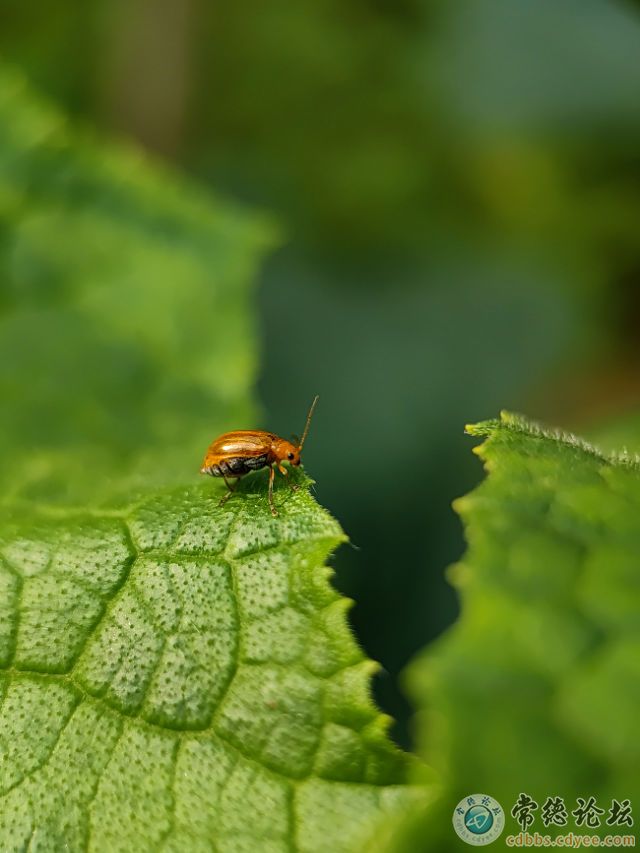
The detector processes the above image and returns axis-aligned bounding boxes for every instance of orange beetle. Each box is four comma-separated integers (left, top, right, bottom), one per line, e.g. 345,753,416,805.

200,396,319,516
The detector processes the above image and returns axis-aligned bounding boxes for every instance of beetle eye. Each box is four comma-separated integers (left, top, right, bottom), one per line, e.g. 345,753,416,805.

287,452,294,460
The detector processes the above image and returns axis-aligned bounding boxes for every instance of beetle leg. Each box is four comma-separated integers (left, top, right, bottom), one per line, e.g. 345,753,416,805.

218,474,238,508
268,465,277,517
278,463,299,491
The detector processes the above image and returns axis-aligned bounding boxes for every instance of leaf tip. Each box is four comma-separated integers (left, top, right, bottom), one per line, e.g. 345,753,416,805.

464,419,500,437
445,560,472,588
451,494,471,515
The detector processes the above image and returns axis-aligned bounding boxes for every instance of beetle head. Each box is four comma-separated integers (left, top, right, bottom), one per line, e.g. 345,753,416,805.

273,438,301,466
272,397,318,468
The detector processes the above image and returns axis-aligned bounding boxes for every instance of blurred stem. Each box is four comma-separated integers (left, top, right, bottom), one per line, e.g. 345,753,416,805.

102,0,195,158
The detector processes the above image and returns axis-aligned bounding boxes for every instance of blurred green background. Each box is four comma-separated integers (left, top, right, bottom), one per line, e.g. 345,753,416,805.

2,0,640,749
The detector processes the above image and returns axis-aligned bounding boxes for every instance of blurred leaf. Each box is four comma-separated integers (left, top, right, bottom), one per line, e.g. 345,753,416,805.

386,411,640,850
430,0,640,132
0,0,100,115
0,64,277,505
0,476,417,851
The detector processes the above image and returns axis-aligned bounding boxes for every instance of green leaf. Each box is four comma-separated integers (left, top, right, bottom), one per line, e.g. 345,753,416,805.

0,67,417,851
0,477,415,851
387,411,640,850
0,64,276,505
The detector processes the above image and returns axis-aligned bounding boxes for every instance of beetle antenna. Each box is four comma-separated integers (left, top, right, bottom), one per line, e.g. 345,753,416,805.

298,395,319,450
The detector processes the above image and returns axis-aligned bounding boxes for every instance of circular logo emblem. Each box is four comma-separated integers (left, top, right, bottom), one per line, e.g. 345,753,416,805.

452,794,505,846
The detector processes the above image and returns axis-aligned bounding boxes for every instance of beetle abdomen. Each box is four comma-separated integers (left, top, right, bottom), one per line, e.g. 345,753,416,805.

205,454,270,478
